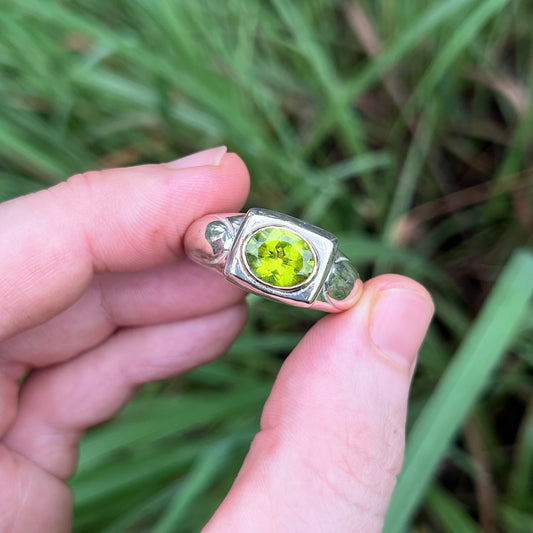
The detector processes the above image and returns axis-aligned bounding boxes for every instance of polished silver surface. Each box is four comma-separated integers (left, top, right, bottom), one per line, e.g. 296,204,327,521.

184,208,362,312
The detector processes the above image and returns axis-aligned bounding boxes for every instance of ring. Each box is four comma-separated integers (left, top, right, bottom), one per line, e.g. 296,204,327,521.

184,208,362,312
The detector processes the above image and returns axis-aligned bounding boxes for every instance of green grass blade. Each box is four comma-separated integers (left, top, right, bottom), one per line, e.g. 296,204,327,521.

0,173,43,201
426,485,482,533
384,248,533,533
501,505,533,533
508,397,533,509
77,389,268,473
97,486,175,533
151,435,248,533
0,121,71,181
342,0,476,100
72,443,201,508
374,110,435,275
303,151,393,222
411,0,511,104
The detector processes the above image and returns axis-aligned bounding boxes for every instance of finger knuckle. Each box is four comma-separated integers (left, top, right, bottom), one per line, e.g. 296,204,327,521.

65,170,104,191
50,170,104,208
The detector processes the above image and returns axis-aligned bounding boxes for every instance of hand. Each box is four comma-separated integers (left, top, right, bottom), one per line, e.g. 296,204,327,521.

0,147,433,532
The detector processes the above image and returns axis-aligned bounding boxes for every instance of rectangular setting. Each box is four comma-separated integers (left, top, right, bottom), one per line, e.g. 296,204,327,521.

225,208,337,306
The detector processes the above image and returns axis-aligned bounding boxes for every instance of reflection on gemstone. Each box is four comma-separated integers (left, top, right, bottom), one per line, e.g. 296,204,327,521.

244,227,315,288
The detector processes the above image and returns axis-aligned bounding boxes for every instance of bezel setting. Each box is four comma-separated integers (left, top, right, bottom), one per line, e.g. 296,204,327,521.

241,225,318,290
225,208,337,306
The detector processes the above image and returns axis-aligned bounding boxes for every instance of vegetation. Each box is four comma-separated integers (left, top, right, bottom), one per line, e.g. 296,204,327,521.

1,0,532,531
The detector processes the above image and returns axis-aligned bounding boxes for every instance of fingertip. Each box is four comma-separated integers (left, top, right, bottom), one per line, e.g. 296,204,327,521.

164,146,228,169
300,274,434,377
217,152,251,205
357,275,434,372
362,274,434,310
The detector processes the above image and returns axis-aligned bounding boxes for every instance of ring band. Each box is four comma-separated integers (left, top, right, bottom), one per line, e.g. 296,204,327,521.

184,208,362,313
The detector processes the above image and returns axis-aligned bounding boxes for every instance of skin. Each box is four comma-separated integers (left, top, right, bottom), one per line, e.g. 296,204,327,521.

0,147,434,532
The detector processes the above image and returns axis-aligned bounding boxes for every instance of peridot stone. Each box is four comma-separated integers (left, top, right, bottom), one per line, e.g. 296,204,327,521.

244,227,315,288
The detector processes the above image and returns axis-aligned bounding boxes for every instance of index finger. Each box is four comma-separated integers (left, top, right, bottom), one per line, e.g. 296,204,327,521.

0,148,249,340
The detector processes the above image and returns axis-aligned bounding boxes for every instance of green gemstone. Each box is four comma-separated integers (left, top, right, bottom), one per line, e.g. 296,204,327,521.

244,227,315,288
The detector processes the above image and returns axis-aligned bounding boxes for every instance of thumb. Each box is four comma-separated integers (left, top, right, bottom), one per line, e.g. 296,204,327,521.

206,275,434,533
0,147,249,340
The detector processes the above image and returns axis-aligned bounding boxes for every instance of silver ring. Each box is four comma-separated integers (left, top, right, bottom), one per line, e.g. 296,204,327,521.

184,208,362,313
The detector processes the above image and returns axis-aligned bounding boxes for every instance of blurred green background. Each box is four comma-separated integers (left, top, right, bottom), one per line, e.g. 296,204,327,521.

1,0,533,531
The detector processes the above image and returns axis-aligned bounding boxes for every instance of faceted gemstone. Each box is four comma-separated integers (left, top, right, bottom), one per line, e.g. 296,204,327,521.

244,227,315,288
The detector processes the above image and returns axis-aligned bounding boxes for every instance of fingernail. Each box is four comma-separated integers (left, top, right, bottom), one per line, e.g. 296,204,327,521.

370,287,434,368
165,146,227,169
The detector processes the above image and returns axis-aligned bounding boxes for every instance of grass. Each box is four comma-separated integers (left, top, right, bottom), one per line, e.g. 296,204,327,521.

1,0,533,531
